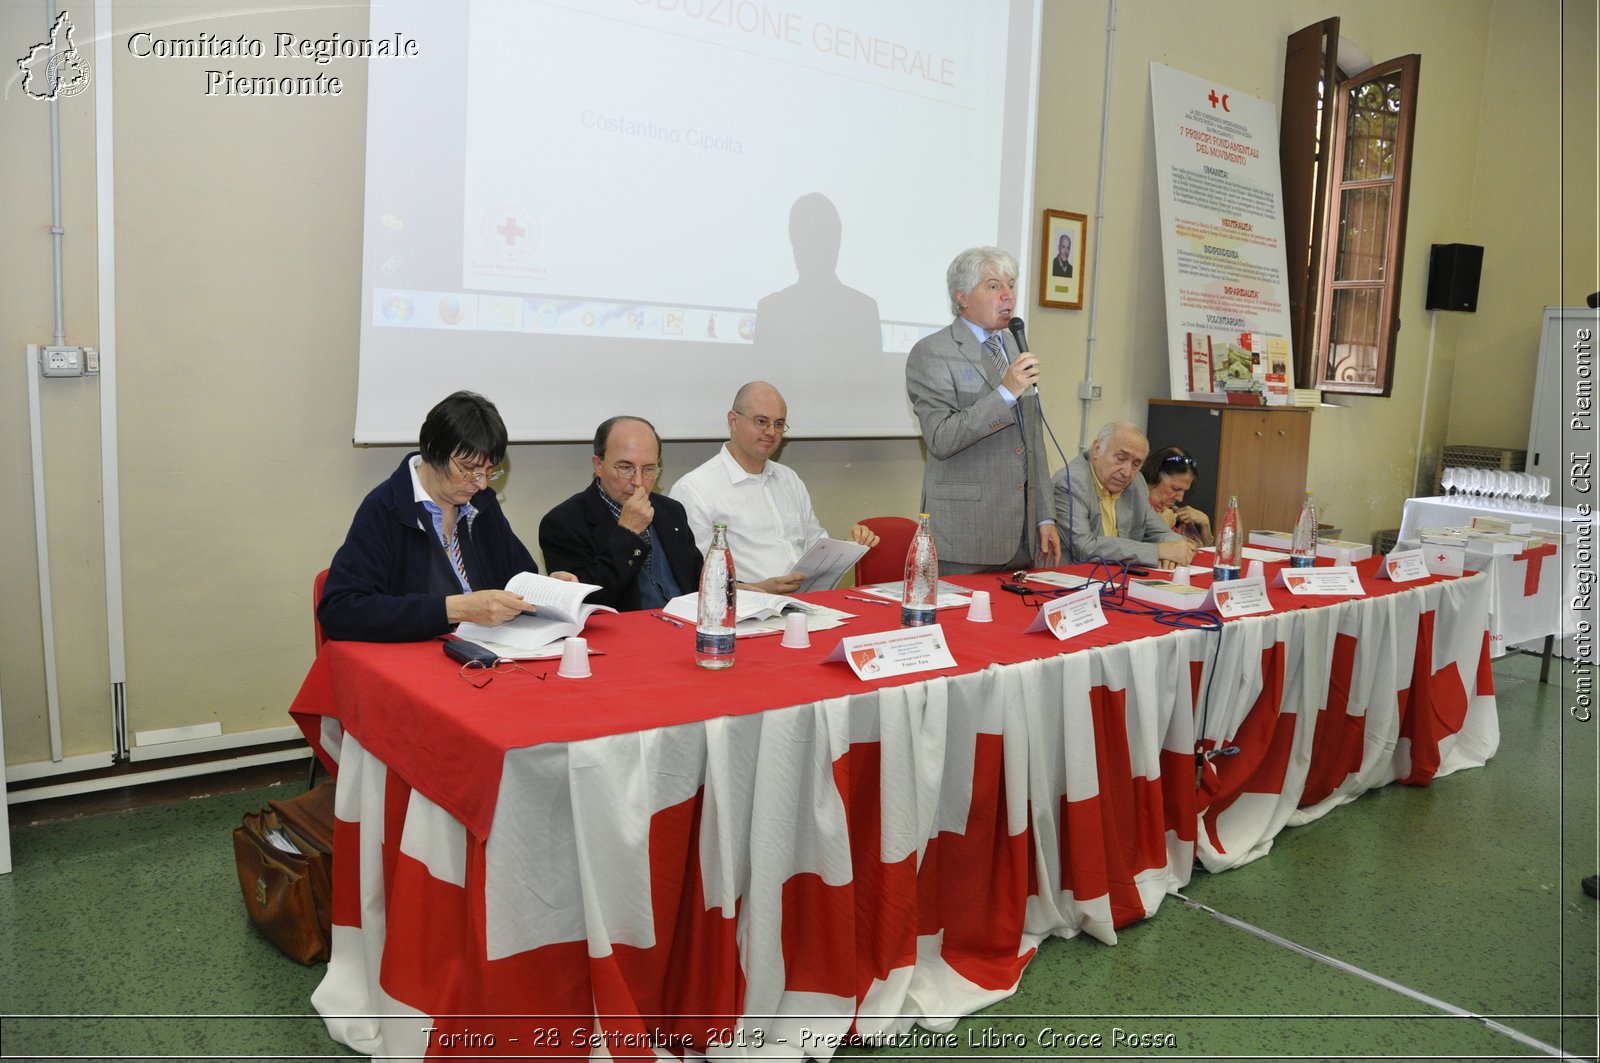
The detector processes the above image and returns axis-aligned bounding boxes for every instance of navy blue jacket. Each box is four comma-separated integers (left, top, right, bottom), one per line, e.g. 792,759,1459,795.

318,454,538,642
538,480,703,612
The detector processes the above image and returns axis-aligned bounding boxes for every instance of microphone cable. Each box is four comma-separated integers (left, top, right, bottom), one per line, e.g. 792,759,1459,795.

1070,555,1236,774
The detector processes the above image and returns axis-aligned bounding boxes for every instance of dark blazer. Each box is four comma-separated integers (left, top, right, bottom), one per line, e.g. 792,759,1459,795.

539,480,703,611
318,454,538,642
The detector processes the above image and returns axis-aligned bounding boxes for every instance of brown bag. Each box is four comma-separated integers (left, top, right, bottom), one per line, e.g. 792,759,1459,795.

233,781,334,964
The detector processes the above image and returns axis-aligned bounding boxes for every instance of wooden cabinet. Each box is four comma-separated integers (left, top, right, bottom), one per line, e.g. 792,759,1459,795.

1145,401,1313,534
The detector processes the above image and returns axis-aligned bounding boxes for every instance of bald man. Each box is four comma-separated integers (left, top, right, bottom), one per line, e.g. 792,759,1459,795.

539,415,702,611
671,381,878,595
1053,421,1197,569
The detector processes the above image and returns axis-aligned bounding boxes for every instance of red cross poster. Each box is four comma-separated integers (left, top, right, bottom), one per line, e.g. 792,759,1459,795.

1149,63,1295,404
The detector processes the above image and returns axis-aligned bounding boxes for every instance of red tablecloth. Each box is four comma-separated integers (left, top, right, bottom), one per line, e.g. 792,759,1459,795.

290,563,1497,1060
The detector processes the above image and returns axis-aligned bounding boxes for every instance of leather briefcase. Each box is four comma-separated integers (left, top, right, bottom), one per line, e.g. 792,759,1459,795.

233,781,334,964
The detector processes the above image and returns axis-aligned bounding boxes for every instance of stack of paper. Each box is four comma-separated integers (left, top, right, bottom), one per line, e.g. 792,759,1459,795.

1126,579,1213,610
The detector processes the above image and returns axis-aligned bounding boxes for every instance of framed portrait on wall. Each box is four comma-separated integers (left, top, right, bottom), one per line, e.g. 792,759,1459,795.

1039,209,1087,310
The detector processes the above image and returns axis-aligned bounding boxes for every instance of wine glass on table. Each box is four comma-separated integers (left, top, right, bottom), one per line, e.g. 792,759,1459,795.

1507,473,1528,508
1440,466,1458,498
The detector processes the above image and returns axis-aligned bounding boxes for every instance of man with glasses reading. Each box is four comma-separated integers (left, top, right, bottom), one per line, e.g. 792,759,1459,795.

539,416,702,611
671,381,879,595
319,391,573,642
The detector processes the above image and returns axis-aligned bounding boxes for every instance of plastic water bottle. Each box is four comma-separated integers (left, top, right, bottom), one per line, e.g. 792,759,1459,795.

1289,492,1319,568
696,522,736,669
1213,495,1242,581
901,513,938,627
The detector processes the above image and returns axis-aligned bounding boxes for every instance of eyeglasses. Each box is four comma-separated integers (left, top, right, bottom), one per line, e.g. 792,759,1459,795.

451,457,506,485
607,462,661,480
1158,454,1198,474
734,411,790,435
457,657,545,688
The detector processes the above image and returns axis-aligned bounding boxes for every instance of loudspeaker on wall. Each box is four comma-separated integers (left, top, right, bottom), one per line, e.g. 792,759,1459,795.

1426,243,1484,312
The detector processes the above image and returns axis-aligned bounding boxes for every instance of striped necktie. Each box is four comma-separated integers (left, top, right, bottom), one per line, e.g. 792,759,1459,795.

983,332,1008,375
445,527,470,590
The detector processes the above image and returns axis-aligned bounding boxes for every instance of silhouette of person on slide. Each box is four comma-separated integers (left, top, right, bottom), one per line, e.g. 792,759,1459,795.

753,193,882,361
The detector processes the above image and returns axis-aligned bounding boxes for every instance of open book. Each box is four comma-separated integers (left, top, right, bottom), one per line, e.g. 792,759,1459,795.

454,572,616,652
662,590,851,638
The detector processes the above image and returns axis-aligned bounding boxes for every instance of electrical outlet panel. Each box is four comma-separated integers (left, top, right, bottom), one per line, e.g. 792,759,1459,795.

41,345,86,377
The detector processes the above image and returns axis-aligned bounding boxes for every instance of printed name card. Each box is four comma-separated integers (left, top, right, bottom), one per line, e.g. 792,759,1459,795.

1207,576,1272,617
1026,587,1108,641
1376,550,1430,583
824,624,957,680
1273,566,1366,596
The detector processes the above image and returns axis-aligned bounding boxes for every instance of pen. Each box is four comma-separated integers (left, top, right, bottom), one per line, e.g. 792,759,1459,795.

844,595,894,606
653,613,685,628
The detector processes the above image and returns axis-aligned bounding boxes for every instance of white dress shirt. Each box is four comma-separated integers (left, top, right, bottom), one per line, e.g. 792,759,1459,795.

669,444,827,583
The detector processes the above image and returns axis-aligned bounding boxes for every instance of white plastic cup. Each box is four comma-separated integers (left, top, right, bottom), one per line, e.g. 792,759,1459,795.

557,636,591,679
1171,567,1191,586
781,612,811,648
1246,559,1266,581
1333,547,1353,568
967,590,993,623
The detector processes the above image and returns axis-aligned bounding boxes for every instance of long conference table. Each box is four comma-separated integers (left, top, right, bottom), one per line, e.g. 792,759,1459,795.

289,559,1498,1061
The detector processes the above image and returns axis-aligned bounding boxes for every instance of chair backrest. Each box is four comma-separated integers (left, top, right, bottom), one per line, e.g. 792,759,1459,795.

312,568,330,651
854,516,918,586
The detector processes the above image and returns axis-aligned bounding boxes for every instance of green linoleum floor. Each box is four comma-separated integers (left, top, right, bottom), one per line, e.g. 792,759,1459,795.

0,651,1594,1062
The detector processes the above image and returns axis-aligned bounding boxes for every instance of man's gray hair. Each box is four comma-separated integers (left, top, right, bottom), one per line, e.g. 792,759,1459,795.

1094,421,1147,451
946,246,1018,316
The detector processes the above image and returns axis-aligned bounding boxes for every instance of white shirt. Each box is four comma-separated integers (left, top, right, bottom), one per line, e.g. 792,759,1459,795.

669,444,827,583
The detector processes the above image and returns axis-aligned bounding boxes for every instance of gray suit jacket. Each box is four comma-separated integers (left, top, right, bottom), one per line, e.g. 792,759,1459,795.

905,318,1050,567
1053,452,1183,566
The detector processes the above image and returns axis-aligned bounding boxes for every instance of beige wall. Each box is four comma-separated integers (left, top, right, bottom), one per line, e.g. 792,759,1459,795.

1,0,1591,766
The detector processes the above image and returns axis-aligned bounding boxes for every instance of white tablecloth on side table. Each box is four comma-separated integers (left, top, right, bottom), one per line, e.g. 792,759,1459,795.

1399,495,1591,655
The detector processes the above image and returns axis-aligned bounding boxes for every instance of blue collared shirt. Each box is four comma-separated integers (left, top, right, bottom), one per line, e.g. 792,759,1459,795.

960,317,1019,407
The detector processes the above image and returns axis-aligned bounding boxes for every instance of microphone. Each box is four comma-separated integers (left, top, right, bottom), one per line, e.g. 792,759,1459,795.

1007,316,1029,351
1007,316,1038,394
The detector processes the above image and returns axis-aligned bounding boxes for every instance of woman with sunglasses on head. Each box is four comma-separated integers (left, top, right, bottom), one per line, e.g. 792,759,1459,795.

1141,446,1213,547
318,391,573,642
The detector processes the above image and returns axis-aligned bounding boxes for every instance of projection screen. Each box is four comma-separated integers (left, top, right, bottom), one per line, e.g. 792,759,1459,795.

354,0,1042,442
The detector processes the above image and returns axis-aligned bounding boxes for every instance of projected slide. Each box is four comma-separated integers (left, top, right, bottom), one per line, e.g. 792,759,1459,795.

357,0,1039,442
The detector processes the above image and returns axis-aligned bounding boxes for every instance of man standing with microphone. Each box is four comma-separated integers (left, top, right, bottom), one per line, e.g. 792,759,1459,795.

905,247,1061,574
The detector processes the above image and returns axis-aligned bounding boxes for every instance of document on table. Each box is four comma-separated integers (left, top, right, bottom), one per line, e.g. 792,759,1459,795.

793,537,871,593
857,580,973,609
662,591,853,637
1024,571,1092,590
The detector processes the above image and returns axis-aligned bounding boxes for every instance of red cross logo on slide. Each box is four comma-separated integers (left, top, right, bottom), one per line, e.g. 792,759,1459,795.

1207,89,1230,111
495,216,526,247
480,206,538,260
